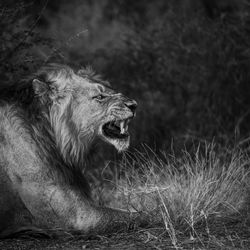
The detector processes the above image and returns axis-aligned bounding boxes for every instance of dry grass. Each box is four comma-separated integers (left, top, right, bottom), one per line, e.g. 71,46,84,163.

90,143,250,247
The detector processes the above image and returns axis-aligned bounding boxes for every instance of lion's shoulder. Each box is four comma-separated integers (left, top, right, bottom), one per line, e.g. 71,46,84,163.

0,103,33,148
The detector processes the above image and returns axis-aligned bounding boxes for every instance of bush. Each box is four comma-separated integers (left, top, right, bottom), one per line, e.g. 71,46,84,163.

95,1,250,149
0,1,54,84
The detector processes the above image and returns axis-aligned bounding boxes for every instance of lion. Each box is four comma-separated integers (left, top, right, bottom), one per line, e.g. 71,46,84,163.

0,63,147,237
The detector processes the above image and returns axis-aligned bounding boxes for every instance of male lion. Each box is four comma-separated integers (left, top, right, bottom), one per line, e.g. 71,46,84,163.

0,64,145,237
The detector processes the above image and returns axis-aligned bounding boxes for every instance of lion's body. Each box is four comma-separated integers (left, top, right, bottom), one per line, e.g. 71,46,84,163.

0,103,91,232
0,64,141,237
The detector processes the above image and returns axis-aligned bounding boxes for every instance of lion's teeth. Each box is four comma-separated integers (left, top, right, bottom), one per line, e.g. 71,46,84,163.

124,120,128,132
120,120,125,134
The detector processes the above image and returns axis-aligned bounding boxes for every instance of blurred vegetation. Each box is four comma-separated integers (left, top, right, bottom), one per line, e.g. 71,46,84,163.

1,0,250,152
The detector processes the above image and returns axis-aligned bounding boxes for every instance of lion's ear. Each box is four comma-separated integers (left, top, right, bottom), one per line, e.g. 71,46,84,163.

32,79,49,96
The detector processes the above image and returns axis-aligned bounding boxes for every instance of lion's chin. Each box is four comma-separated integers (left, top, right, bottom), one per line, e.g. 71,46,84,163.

100,135,130,152
109,137,130,152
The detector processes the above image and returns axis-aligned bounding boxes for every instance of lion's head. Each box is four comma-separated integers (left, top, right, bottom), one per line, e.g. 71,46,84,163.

31,64,137,164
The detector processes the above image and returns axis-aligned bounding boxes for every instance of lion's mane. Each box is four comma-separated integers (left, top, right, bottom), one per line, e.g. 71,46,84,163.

0,64,107,198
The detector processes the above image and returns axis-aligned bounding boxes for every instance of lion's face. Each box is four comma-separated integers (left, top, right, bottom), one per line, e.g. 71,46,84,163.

70,76,137,152
33,65,137,153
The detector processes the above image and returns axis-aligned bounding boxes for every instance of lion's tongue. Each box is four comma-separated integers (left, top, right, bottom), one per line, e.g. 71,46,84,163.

107,122,120,136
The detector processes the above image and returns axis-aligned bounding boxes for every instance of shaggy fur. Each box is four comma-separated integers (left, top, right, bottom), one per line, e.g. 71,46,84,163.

0,64,144,237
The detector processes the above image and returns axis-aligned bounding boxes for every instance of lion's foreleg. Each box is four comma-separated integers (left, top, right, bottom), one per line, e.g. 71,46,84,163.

17,182,150,234
73,205,150,234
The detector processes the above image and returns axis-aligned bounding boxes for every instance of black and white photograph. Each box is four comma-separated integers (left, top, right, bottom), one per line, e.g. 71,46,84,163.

0,0,250,249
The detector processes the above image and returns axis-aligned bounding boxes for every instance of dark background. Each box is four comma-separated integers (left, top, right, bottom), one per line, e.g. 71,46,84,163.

1,0,250,156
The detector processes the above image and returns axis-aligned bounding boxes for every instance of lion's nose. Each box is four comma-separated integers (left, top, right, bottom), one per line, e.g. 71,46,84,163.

125,100,137,113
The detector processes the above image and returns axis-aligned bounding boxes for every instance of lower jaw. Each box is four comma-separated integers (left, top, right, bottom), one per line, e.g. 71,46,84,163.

102,135,130,152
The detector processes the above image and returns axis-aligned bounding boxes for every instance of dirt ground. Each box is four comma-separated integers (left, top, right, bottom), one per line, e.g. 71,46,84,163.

1,218,250,250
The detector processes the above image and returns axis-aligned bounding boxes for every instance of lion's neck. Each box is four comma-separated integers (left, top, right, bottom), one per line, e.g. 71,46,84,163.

38,99,98,170
1,101,92,198
49,114,93,170
11,101,87,170
22,103,92,198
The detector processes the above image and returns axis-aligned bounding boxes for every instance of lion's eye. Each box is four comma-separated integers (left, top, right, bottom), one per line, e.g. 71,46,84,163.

94,94,106,100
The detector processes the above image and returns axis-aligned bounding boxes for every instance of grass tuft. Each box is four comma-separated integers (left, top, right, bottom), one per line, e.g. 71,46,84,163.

91,143,250,245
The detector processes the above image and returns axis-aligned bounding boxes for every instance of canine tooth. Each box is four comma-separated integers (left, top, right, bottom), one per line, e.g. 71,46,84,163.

124,119,128,132
120,120,125,134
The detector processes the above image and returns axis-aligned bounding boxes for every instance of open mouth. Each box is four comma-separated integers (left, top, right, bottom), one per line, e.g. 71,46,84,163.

103,119,131,139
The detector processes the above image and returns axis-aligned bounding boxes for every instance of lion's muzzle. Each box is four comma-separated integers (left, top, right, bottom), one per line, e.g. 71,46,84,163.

124,99,137,115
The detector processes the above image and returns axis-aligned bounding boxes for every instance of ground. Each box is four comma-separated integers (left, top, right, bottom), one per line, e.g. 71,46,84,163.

1,216,250,250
